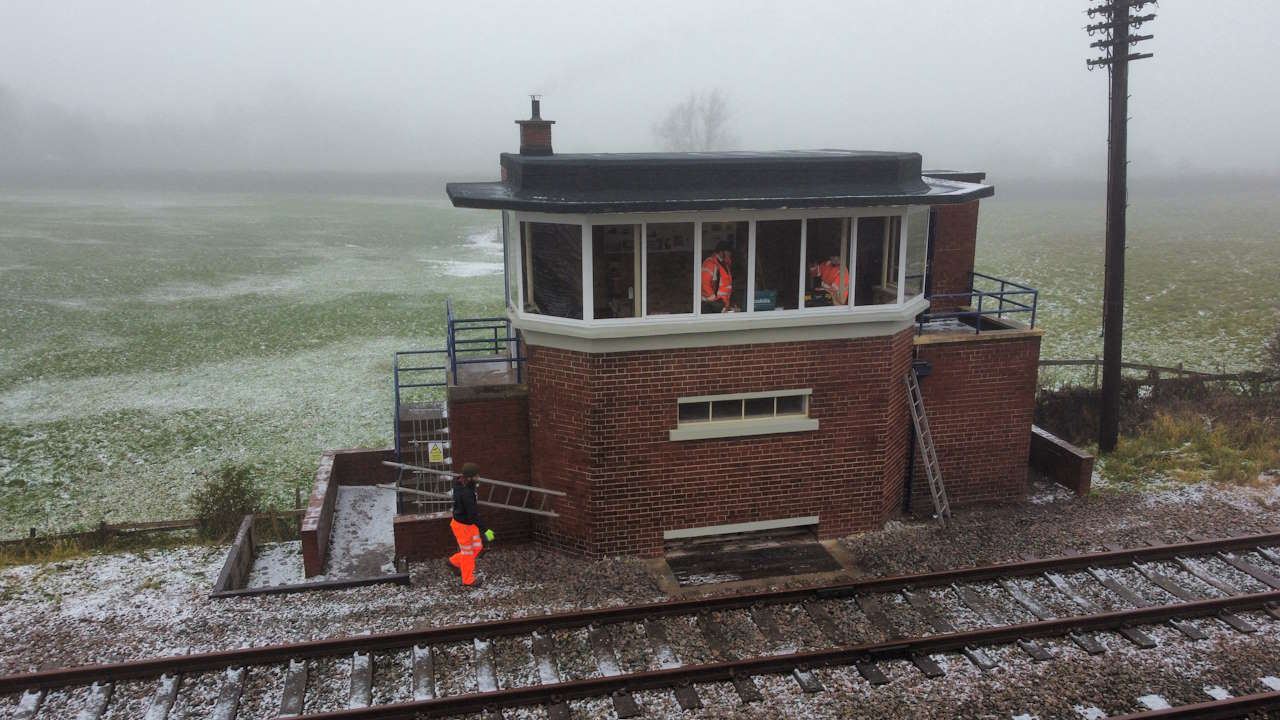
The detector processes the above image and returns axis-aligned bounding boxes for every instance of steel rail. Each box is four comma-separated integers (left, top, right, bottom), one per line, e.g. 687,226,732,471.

1107,690,1280,719
290,590,1280,719
2,531,1277,694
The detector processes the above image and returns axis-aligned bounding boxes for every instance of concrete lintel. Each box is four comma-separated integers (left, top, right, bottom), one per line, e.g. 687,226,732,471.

663,515,820,541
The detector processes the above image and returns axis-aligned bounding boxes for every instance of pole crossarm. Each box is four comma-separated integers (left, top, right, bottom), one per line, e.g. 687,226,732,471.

1087,0,1156,16
1090,33,1153,48
1088,52,1154,67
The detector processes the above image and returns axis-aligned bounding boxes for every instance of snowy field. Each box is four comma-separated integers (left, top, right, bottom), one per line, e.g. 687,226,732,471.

1,181,1278,537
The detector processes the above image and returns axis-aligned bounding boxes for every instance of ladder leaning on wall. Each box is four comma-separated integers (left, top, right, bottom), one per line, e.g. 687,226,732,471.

905,369,952,528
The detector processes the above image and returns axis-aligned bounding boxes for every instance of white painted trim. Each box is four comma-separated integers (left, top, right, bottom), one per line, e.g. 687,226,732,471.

897,211,909,306
797,218,808,310
850,216,859,306
513,294,926,336
693,220,703,315
678,388,812,404
668,416,820,441
663,515,820,540
581,220,593,321
746,219,757,313
640,220,649,318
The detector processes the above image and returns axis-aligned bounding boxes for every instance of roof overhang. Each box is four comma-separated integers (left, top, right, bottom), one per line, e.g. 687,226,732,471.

447,150,992,214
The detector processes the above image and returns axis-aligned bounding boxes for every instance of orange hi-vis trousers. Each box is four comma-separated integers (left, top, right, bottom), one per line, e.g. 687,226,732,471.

448,519,483,585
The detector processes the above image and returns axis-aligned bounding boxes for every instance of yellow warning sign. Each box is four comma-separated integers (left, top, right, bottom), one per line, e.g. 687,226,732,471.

428,442,444,464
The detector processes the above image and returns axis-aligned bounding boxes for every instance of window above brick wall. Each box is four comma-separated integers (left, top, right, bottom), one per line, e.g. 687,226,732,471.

669,389,819,441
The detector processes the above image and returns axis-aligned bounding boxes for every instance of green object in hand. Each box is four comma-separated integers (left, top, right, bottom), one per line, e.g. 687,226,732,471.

484,529,495,542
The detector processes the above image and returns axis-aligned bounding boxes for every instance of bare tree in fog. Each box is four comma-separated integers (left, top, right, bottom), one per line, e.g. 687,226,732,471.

653,89,735,151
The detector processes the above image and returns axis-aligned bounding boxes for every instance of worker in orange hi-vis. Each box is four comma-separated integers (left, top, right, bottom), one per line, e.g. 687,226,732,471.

700,240,736,313
448,463,494,586
809,255,850,305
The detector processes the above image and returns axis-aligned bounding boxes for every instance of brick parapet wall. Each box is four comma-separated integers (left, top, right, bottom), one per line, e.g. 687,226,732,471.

910,332,1041,511
525,328,916,558
930,201,980,312
300,453,337,577
1030,425,1094,496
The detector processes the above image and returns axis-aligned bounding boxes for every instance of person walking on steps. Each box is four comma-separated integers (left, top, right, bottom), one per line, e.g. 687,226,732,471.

449,462,494,586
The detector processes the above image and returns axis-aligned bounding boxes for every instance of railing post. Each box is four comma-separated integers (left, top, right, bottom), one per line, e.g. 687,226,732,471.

1030,290,1038,329
393,356,401,462
976,293,984,334
515,329,523,384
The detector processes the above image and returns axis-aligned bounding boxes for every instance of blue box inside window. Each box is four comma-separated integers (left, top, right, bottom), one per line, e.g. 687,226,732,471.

753,290,777,310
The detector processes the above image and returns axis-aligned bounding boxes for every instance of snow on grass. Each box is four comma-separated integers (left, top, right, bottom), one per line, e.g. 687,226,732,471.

417,259,503,277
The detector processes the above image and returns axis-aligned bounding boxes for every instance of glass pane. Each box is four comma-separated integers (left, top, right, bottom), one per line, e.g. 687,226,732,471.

776,394,806,416
646,222,695,315
523,222,583,319
805,218,851,307
853,216,898,306
678,402,710,423
744,397,775,418
700,221,748,313
903,207,929,300
592,224,639,319
754,220,801,310
712,399,742,420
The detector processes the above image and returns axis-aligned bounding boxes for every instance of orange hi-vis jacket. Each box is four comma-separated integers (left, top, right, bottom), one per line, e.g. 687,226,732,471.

701,253,733,307
817,261,850,305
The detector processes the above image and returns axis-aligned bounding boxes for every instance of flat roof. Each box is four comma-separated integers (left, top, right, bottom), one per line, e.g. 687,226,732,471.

447,150,993,213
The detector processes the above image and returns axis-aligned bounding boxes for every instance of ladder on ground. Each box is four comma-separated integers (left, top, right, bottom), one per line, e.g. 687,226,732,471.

380,461,566,518
905,369,952,527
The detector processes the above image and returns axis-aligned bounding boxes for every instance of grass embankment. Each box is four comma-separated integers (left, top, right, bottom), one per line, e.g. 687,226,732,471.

1037,375,1280,492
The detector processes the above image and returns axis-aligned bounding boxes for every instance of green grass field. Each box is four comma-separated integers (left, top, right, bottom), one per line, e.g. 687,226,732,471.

1,182,1277,537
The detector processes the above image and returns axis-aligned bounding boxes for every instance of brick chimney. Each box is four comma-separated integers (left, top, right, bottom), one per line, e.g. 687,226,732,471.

516,95,554,156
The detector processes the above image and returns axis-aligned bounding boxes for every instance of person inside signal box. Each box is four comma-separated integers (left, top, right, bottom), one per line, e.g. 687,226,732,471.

449,462,494,587
809,254,850,306
701,240,737,313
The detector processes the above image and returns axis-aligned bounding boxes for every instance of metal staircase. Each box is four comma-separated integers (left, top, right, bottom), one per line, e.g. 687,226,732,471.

905,369,952,527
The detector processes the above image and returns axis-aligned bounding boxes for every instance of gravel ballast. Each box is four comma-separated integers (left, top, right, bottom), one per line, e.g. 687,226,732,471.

1,476,1278,717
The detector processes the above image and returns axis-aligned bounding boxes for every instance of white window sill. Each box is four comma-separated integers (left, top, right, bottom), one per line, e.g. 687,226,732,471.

669,416,820,441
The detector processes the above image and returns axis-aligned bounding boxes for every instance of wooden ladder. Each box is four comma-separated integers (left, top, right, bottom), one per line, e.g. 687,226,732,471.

905,369,951,527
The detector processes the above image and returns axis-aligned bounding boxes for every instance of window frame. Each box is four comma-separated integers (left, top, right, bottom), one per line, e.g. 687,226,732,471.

505,207,916,328
669,388,818,441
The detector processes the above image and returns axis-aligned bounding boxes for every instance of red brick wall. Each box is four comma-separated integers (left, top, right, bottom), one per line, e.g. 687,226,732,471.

525,328,916,558
1030,425,1094,496
301,453,336,577
930,201,980,311
911,333,1041,511
446,391,535,544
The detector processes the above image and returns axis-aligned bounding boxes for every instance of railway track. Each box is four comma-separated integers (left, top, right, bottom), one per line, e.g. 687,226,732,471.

4,532,1280,719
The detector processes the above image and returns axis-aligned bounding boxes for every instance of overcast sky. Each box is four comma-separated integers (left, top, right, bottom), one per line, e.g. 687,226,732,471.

1,0,1277,179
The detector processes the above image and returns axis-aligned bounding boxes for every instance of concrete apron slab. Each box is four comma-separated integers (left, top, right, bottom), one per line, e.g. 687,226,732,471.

325,486,397,579
651,529,861,597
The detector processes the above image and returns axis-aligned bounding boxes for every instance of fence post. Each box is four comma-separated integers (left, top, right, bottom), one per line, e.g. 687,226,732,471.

1092,354,1100,389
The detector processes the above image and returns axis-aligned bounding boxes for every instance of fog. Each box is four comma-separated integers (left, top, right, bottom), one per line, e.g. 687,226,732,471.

2,0,1277,184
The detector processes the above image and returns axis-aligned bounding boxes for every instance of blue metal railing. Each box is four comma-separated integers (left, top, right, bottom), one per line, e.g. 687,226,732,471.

919,271,1039,334
392,349,448,462
446,298,524,385
394,300,525,463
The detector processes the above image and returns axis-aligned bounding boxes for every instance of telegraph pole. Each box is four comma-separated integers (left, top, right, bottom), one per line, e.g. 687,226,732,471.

1086,0,1154,452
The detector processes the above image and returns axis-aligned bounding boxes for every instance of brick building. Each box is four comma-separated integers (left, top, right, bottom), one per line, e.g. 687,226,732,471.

393,100,1043,560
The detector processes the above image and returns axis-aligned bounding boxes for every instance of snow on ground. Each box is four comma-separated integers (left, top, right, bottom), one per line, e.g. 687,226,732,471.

246,541,306,587
325,486,396,578
417,259,503,277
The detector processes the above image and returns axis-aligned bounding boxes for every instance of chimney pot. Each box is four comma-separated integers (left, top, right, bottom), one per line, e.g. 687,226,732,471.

516,95,555,156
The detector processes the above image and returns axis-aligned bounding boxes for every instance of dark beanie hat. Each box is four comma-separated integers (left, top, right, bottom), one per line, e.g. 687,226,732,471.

461,462,480,477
